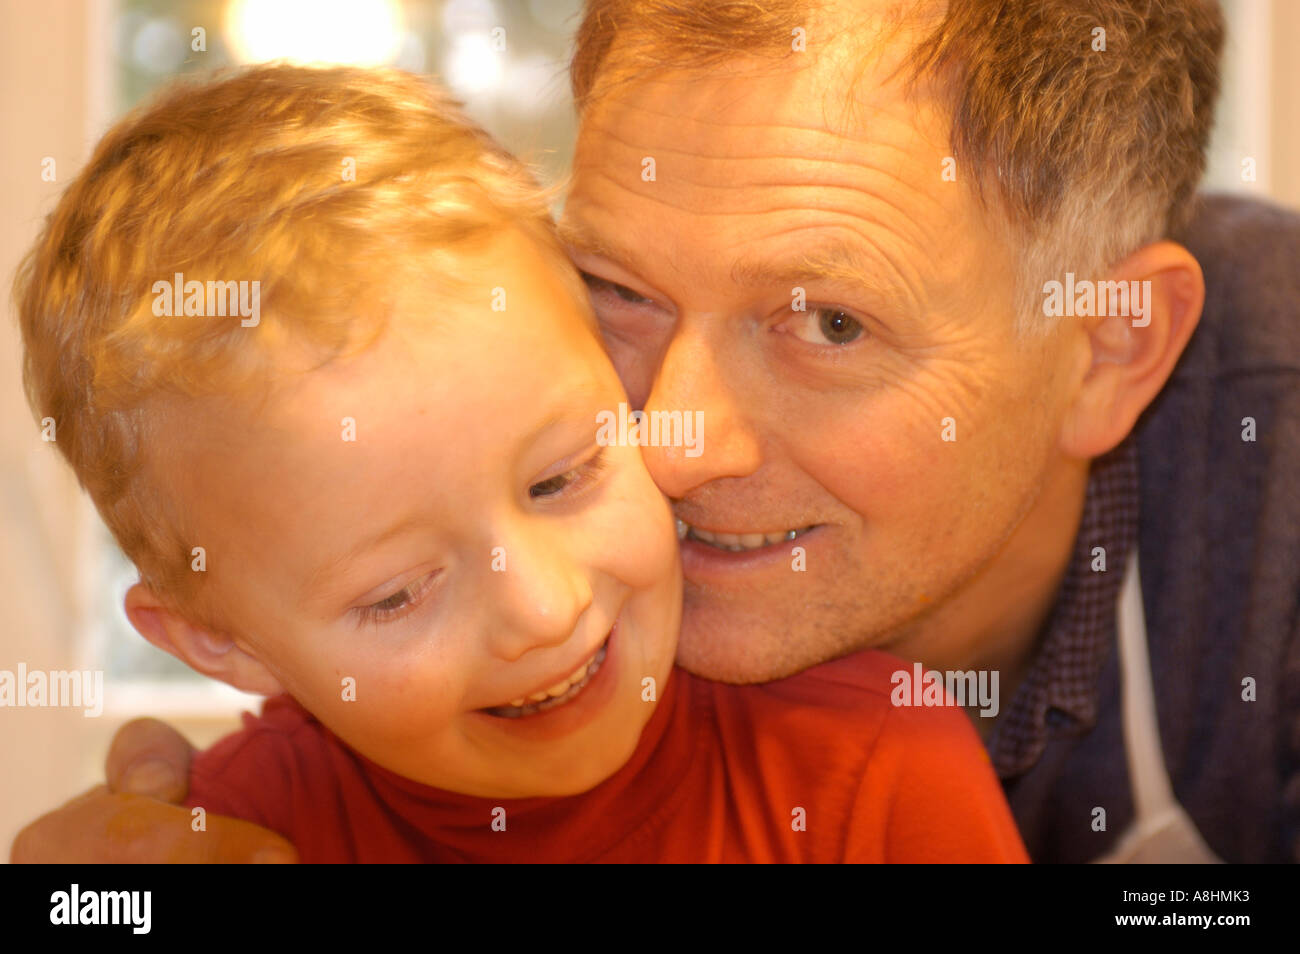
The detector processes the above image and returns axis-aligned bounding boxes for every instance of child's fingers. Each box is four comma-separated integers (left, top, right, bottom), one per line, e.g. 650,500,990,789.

106,717,195,802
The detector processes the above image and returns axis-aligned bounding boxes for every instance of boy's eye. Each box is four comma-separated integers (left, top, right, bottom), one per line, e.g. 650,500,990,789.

370,589,411,614
529,448,608,499
355,571,438,627
530,469,579,498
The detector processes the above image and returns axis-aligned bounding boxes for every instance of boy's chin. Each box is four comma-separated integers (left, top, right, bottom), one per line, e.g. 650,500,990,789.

492,716,652,798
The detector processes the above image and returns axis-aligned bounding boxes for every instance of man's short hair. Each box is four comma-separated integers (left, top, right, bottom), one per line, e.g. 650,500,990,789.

571,0,1226,328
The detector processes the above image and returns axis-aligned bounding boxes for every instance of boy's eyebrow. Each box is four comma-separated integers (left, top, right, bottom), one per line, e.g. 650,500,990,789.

299,511,430,606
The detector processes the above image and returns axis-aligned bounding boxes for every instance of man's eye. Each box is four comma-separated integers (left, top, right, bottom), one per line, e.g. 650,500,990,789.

580,272,652,305
786,307,866,346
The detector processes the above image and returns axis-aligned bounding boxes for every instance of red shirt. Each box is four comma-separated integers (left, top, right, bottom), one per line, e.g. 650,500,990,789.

185,650,1028,862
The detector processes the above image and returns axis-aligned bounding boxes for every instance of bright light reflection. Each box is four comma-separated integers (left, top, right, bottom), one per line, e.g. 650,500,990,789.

224,0,404,66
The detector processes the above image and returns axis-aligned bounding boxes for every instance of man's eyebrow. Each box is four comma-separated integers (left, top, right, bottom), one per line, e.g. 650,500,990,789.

556,219,640,270
561,220,907,312
730,240,889,295
735,240,919,317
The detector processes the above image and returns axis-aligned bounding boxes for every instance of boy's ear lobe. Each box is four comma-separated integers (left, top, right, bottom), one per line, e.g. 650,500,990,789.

1057,240,1204,459
123,582,284,697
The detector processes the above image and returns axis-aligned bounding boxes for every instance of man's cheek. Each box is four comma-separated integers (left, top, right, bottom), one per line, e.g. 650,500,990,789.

601,340,651,407
789,403,947,510
600,318,671,403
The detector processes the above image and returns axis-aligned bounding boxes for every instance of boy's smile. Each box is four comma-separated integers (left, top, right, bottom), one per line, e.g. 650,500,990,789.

130,228,682,798
482,625,609,716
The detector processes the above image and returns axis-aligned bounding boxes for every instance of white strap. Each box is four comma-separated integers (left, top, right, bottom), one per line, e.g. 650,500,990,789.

1116,551,1177,819
1095,552,1221,863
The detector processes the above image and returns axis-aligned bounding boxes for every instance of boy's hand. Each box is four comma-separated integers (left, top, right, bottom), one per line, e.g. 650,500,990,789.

9,718,298,863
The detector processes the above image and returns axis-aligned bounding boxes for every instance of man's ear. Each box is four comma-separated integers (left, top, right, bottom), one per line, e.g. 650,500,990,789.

123,582,285,696
1058,240,1204,459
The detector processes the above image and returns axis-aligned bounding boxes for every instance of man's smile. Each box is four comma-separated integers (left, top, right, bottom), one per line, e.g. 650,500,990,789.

675,516,821,552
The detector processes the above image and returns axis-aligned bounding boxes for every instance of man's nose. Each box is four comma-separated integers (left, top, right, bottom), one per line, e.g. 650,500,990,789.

488,525,594,662
641,323,762,501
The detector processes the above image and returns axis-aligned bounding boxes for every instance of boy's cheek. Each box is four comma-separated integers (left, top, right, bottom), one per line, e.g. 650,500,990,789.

277,646,437,717
604,512,680,591
303,661,466,752
605,470,681,585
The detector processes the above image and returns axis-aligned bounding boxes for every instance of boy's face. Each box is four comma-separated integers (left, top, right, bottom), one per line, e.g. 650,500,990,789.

154,228,682,798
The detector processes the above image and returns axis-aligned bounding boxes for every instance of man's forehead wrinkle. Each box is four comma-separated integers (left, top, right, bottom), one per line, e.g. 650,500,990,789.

575,129,934,215
580,130,920,177
567,183,932,322
579,96,944,218
568,150,945,291
573,151,945,289
578,161,930,252
588,91,898,141
582,89,925,160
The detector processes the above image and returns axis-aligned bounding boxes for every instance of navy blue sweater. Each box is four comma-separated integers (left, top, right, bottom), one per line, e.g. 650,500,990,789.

1004,195,1300,863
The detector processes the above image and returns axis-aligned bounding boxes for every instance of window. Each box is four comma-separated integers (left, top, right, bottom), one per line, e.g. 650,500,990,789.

89,0,582,719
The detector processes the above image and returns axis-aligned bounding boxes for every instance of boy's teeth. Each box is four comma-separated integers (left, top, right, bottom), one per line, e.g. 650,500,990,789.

524,650,600,705
490,643,609,718
678,521,805,551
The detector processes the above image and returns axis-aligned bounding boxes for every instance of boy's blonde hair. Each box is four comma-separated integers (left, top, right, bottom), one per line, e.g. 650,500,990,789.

14,64,577,624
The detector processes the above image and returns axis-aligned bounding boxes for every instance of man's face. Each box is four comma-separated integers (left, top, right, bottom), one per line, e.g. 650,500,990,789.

561,31,1079,683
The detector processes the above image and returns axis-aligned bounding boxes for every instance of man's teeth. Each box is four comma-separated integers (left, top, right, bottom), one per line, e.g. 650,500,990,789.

507,647,604,709
675,518,808,551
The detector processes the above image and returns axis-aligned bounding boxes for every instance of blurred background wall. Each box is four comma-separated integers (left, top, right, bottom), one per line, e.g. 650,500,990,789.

0,0,1295,859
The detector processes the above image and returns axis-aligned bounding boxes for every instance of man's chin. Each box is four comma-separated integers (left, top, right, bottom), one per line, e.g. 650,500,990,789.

673,598,869,685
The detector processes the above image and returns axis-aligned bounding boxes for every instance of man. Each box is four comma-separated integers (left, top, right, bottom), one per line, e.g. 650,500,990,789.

14,0,1299,862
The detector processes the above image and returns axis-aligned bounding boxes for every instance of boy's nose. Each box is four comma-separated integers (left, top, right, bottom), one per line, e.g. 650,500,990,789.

488,527,594,661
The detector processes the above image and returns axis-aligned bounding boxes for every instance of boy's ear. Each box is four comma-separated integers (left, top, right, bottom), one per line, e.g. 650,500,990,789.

1058,240,1204,459
123,582,284,697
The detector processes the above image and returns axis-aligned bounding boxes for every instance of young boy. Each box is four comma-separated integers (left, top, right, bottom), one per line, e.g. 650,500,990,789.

15,65,1027,862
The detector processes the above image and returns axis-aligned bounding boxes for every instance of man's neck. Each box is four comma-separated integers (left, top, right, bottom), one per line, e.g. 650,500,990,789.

886,454,1092,740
